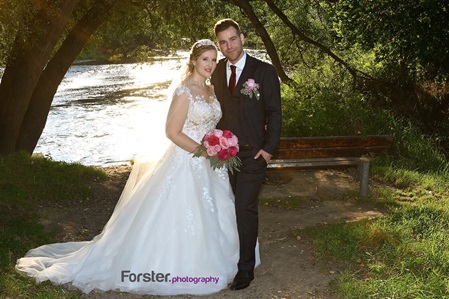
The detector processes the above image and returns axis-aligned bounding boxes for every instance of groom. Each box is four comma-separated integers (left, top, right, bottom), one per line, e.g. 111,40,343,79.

211,18,282,290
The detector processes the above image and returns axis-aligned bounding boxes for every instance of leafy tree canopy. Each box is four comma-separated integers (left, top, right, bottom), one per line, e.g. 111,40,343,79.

332,0,449,82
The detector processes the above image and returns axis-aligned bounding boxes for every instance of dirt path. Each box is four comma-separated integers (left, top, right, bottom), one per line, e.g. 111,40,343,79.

39,166,385,299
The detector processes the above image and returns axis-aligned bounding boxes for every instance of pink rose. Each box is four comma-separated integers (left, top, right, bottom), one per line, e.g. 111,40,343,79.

213,129,223,137
228,135,238,147
213,145,222,152
247,78,257,89
219,136,229,149
206,147,217,156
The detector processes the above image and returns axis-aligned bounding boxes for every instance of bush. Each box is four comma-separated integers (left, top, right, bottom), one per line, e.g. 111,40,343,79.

281,59,449,174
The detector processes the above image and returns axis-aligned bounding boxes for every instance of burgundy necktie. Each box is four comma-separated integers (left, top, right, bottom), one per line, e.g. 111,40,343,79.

229,65,236,94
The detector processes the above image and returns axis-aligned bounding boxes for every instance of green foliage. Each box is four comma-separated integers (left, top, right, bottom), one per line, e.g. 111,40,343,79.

0,0,40,65
307,177,449,298
280,54,449,174
267,0,338,68
305,219,385,261
373,167,449,194
372,113,449,173
0,211,83,298
0,152,107,298
0,212,51,270
332,0,449,82
0,152,106,208
281,61,372,137
81,0,236,62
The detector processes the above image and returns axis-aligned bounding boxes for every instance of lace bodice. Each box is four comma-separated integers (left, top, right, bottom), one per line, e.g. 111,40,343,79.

175,85,222,143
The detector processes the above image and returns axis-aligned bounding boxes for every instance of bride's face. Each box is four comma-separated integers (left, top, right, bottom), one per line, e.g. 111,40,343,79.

193,49,217,79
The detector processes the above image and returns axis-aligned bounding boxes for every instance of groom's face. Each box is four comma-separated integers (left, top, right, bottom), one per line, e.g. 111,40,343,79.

216,27,245,65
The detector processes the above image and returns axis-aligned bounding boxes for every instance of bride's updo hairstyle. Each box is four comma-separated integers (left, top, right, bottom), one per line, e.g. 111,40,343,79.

187,39,217,75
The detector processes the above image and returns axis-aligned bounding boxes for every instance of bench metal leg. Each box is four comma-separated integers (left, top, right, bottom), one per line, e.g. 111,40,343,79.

358,157,370,199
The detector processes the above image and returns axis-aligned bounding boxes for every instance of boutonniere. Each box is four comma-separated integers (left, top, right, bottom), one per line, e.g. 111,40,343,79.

240,78,260,100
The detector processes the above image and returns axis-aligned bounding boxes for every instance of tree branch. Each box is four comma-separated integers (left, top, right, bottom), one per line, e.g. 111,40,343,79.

225,0,293,84
263,0,357,78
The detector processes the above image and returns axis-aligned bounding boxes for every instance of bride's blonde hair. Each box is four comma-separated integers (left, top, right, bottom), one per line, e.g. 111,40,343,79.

186,39,217,75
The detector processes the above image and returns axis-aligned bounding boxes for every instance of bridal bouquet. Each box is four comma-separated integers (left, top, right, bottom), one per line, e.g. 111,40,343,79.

193,129,242,174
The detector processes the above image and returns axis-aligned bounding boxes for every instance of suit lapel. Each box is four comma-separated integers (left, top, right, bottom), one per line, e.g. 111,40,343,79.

216,58,231,96
236,54,255,94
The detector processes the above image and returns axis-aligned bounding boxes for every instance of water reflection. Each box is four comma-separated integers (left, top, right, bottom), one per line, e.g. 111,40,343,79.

36,52,189,166
6,49,268,166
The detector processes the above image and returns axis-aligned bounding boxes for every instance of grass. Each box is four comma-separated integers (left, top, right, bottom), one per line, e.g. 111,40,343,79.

0,212,83,298
302,168,449,298
0,151,107,207
0,152,106,298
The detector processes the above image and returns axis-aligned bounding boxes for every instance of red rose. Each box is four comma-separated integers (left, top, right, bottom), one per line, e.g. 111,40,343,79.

222,130,233,138
207,135,219,146
228,146,238,157
217,149,229,161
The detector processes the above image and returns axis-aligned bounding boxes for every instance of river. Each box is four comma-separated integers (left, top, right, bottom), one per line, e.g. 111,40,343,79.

35,52,189,166
3,50,267,166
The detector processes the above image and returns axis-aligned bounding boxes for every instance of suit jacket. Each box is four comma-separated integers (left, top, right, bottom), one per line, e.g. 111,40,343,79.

211,54,282,155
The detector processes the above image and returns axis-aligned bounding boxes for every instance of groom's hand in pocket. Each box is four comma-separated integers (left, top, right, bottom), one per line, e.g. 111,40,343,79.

254,149,272,164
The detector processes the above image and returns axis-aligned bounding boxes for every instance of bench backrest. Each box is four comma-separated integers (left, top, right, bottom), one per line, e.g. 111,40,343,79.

272,135,394,160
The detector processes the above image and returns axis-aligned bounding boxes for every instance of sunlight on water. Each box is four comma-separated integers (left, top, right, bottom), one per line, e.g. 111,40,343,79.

30,49,267,166
35,52,189,166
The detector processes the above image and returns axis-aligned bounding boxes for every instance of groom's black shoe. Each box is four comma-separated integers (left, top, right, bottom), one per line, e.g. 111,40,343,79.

230,270,254,290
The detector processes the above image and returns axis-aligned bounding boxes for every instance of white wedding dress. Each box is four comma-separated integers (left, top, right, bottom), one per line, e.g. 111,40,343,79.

16,85,248,295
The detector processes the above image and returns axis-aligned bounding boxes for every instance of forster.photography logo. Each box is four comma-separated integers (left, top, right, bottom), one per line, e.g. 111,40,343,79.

121,270,220,285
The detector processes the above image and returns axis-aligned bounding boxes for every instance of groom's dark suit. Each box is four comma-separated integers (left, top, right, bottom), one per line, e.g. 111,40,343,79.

211,53,282,272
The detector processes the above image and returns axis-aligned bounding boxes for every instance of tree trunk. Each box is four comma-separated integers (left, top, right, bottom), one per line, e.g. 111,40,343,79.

0,0,80,155
228,0,292,84
16,0,118,154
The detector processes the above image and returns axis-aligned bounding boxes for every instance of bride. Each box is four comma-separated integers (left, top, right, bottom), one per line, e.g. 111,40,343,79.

15,39,244,295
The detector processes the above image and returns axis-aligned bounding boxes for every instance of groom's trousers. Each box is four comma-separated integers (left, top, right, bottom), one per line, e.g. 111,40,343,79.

229,148,267,271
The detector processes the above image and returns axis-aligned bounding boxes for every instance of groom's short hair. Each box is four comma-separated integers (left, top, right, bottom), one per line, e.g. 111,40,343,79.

214,18,241,36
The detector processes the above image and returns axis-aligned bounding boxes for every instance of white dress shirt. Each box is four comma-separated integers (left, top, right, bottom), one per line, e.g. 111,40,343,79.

227,52,247,87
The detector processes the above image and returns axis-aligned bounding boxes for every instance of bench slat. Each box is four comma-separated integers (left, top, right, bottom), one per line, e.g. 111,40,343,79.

268,157,361,168
278,135,394,149
273,145,390,159
273,135,394,160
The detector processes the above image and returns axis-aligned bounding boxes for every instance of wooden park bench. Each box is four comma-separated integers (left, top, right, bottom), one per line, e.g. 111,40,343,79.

267,135,394,199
